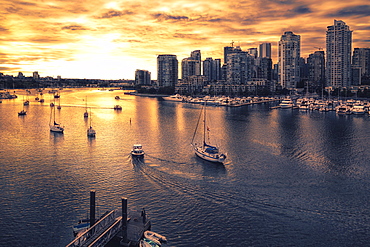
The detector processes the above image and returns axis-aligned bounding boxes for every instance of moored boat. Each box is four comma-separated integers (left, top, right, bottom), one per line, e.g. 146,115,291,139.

143,230,167,245
279,97,294,108
114,105,122,110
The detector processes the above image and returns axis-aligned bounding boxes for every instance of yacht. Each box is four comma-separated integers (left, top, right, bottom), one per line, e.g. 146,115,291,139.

279,98,294,108
131,144,144,157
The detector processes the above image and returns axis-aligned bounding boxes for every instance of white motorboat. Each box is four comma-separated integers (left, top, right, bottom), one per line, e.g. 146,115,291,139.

162,94,184,102
191,101,226,164
279,98,294,108
351,104,366,115
336,105,350,115
131,144,144,157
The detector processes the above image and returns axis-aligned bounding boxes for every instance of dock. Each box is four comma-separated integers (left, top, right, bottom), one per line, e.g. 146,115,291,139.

66,191,151,247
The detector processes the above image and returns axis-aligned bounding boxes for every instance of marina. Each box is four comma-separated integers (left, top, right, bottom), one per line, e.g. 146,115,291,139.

1,88,370,246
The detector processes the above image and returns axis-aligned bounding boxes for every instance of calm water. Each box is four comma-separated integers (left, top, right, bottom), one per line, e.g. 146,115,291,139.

1,88,370,247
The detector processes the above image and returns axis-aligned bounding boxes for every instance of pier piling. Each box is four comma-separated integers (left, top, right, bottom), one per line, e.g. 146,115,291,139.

122,197,128,244
90,190,96,227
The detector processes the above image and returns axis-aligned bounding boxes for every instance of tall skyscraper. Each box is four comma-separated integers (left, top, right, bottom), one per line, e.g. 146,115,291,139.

157,55,178,87
326,20,352,88
307,51,325,88
259,43,271,59
352,48,370,85
190,50,201,62
278,31,301,89
181,57,201,79
182,50,201,79
226,50,251,85
203,58,221,82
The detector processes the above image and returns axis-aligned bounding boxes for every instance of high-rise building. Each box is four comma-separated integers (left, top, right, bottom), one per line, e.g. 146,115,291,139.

203,58,221,82
256,57,273,80
259,43,271,59
182,50,202,79
326,20,352,88
135,69,151,85
190,50,201,62
247,48,258,58
226,50,251,85
352,48,370,85
278,31,301,89
307,51,325,88
157,55,178,87
224,46,236,64
181,58,201,79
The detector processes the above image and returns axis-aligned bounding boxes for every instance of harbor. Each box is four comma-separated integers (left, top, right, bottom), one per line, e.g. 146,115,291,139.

1,88,370,246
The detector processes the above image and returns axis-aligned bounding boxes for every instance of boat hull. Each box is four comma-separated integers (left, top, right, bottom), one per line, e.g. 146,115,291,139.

193,146,226,163
50,125,64,133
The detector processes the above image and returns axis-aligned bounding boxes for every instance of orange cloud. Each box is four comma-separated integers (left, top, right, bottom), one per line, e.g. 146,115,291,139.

0,0,369,79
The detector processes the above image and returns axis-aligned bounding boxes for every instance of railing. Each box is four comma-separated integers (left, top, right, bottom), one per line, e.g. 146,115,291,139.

66,210,119,247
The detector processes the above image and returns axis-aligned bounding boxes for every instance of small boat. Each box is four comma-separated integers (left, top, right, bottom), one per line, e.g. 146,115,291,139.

143,230,167,245
84,96,88,118
23,100,29,106
114,105,122,110
87,109,96,137
72,220,89,237
131,144,144,157
191,101,226,163
49,103,64,133
18,109,27,115
115,96,120,99
140,238,161,247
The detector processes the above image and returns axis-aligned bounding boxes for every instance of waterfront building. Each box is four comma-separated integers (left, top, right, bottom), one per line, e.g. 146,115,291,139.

259,43,272,59
33,71,40,80
157,55,178,87
203,58,221,82
135,69,151,85
326,20,352,88
181,50,202,80
225,49,252,85
352,48,370,85
307,51,325,89
278,31,301,90
181,57,201,80
256,57,273,81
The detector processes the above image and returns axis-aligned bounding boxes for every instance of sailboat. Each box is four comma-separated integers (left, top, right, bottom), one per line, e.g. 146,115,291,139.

18,96,27,115
84,96,88,118
87,108,96,137
191,101,226,163
49,100,64,133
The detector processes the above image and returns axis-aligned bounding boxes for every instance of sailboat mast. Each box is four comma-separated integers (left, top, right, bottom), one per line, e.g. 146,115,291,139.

203,101,206,145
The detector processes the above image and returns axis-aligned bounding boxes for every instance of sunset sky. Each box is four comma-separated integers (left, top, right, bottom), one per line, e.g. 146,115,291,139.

1,0,369,80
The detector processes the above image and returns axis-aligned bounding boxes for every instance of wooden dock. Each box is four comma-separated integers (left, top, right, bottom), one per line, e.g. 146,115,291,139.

66,191,151,247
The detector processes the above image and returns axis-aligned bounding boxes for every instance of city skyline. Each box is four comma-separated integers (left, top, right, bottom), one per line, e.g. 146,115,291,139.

1,0,370,80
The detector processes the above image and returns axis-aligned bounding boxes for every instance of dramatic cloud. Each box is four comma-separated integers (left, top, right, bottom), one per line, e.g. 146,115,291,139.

328,5,370,17
0,0,369,79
